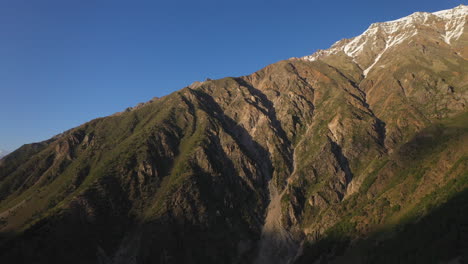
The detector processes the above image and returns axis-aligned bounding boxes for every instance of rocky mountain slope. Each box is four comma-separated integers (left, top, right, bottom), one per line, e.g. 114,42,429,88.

0,5,467,264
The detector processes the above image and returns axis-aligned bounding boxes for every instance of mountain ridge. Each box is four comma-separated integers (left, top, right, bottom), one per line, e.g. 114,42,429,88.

302,4,468,76
0,5,467,264
0,150,9,160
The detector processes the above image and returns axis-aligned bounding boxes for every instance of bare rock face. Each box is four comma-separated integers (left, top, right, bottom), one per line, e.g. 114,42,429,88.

0,5,468,264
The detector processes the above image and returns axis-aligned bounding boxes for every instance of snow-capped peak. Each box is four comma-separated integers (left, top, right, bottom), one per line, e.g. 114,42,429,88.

433,5,468,44
433,4,468,20
302,5,468,76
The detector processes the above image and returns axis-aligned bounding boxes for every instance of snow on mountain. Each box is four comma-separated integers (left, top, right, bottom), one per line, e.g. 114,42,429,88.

302,5,468,76
434,5,468,44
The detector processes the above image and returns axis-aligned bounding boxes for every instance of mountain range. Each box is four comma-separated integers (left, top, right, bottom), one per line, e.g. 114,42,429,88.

0,5,467,264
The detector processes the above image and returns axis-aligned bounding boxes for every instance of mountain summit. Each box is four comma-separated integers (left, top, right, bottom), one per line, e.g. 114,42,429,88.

303,4,468,76
0,5,467,264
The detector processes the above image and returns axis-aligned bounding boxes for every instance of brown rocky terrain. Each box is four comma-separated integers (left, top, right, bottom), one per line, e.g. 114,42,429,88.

0,5,467,264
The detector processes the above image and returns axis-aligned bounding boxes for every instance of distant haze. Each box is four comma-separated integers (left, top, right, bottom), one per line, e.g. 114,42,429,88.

0,150,10,159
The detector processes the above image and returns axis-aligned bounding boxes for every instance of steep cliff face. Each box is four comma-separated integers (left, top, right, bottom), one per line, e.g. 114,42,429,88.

0,5,467,264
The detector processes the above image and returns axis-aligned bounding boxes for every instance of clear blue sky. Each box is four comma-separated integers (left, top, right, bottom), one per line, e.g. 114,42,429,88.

0,0,465,151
